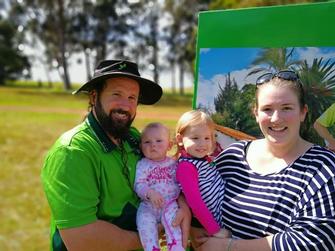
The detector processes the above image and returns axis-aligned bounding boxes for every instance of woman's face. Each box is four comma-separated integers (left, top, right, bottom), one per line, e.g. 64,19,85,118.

254,84,307,147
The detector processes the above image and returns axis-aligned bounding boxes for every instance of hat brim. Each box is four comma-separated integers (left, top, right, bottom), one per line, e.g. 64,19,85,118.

72,72,162,105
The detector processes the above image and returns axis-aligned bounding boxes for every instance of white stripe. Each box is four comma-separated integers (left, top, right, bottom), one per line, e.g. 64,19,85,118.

225,194,290,228
227,183,294,212
227,175,301,199
325,184,334,215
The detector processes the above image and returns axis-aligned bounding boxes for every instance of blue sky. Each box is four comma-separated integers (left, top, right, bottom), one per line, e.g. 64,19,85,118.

199,48,260,79
199,47,335,80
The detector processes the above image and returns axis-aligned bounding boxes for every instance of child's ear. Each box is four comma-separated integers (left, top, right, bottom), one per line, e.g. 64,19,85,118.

176,133,183,146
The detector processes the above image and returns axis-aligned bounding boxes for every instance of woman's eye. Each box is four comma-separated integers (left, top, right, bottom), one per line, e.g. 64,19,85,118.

261,108,272,112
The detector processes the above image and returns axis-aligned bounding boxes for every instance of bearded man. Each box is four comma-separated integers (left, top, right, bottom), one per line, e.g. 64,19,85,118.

41,60,190,251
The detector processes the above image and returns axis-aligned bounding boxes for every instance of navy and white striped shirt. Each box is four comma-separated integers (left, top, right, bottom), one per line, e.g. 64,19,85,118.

178,156,225,228
215,141,335,251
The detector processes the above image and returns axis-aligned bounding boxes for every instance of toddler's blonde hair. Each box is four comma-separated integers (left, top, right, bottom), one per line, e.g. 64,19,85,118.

175,110,215,157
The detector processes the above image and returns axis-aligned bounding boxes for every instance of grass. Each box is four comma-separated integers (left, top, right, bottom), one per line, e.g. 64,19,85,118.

0,85,193,251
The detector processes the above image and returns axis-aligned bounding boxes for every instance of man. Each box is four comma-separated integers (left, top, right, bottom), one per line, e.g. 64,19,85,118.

41,60,190,251
314,103,335,151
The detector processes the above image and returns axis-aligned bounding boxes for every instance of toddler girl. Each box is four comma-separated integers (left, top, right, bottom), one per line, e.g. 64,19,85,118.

175,110,225,237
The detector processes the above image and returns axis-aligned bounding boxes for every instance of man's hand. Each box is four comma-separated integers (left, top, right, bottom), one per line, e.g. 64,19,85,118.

173,195,192,248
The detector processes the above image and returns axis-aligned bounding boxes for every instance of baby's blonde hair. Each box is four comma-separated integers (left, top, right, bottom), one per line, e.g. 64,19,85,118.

175,110,215,156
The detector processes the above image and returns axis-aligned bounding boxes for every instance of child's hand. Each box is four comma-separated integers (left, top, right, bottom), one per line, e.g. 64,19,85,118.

147,189,165,208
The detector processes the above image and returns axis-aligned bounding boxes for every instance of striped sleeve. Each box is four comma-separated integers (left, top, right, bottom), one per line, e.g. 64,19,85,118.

273,148,335,251
273,178,335,251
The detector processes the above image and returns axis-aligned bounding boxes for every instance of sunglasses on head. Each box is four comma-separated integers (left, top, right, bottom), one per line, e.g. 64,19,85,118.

256,70,301,86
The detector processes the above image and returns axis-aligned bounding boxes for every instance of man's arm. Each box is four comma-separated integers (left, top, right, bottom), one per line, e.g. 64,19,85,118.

313,120,335,151
60,220,141,251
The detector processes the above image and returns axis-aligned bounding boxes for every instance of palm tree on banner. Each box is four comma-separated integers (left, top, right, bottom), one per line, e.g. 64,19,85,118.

246,47,303,77
298,57,335,144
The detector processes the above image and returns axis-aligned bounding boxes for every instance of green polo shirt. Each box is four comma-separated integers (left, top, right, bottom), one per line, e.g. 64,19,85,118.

41,112,142,251
317,103,335,139
317,103,335,127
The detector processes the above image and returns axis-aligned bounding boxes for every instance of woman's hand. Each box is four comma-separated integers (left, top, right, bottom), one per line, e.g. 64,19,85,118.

191,227,231,251
197,236,231,251
190,227,208,250
198,233,273,251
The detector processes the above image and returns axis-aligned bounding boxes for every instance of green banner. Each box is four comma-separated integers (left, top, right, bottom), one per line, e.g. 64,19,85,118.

194,2,335,110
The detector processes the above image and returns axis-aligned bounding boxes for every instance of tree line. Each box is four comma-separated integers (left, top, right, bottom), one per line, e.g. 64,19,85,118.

0,0,329,93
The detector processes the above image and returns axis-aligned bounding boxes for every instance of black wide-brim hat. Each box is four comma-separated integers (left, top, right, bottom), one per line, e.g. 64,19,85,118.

73,60,163,105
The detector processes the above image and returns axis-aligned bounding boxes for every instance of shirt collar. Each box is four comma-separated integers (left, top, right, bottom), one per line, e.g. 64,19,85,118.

87,111,142,154
86,112,142,156
180,148,213,163
87,111,116,152
87,112,142,155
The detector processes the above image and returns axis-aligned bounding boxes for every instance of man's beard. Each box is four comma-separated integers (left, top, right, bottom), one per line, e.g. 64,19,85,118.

94,98,135,141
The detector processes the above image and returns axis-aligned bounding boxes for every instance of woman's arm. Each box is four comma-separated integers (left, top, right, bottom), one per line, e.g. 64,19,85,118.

198,236,272,251
313,121,335,151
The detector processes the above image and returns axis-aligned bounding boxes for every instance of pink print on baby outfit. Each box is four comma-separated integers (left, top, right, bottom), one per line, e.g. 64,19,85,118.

135,157,185,251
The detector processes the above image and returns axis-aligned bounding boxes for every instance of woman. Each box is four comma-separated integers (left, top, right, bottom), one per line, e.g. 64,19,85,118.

196,70,335,251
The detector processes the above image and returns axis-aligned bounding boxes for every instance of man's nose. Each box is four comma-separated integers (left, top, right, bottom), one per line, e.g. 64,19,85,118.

118,98,132,110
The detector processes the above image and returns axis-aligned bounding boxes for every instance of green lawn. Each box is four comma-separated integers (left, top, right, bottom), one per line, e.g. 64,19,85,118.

0,86,192,251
